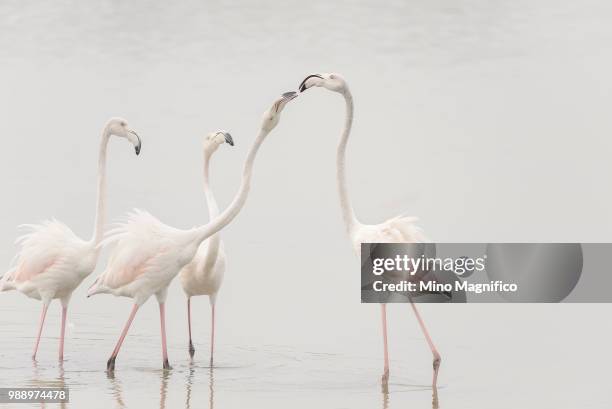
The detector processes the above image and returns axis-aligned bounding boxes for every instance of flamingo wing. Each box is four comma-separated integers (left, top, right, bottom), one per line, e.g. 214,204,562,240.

382,215,429,243
7,220,86,284
96,209,181,289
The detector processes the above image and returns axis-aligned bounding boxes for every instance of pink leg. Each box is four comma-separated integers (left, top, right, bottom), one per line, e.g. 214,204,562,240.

381,304,390,383
188,298,195,358
432,384,439,409
32,303,49,360
210,304,216,367
59,306,67,361
107,304,139,372
409,299,441,387
159,303,171,370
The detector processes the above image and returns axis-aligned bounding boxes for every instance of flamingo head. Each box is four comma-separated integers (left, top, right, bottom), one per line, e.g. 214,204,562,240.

261,91,298,132
203,130,234,155
105,117,142,155
298,73,348,94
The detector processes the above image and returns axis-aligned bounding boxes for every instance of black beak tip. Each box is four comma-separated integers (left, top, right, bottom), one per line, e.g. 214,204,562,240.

135,145,141,155
224,134,234,146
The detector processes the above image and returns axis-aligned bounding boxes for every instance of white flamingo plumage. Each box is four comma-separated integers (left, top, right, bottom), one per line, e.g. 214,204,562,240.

298,73,441,387
0,118,141,361
179,131,234,364
87,91,298,371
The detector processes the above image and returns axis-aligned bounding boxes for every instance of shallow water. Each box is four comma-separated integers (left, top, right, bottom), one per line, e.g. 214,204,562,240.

1,320,437,408
0,302,610,408
1,0,612,408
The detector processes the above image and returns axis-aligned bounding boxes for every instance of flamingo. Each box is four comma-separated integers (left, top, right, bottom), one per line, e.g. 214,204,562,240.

87,91,298,371
0,118,141,361
297,73,441,387
178,130,235,364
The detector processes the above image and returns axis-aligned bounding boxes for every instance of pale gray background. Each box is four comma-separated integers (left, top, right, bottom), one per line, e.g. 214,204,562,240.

0,1,611,408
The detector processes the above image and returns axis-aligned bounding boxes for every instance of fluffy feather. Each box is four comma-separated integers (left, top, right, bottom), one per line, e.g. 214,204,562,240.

89,209,196,302
1,219,94,300
351,216,427,255
3,220,88,284
384,215,429,243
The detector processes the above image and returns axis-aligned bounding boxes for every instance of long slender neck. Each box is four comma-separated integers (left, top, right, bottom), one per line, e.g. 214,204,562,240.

194,128,269,244
337,89,359,234
90,130,111,245
202,149,221,267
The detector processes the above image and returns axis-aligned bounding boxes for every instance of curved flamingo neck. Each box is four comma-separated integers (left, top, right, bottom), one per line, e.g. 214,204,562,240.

337,89,359,235
202,150,221,268
194,128,269,244
91,129,111,246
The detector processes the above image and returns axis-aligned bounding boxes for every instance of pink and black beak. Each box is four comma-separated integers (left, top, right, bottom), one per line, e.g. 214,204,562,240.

282,91,298,101
299,74,324,92
220,131,234,146
128,129,142,155
273,91,299,113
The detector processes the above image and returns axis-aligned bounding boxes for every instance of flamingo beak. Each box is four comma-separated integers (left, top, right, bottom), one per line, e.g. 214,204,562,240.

299,74,324,92
223,132,234,146
272,91,298,113
282,91,298,101
128,129,141,155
